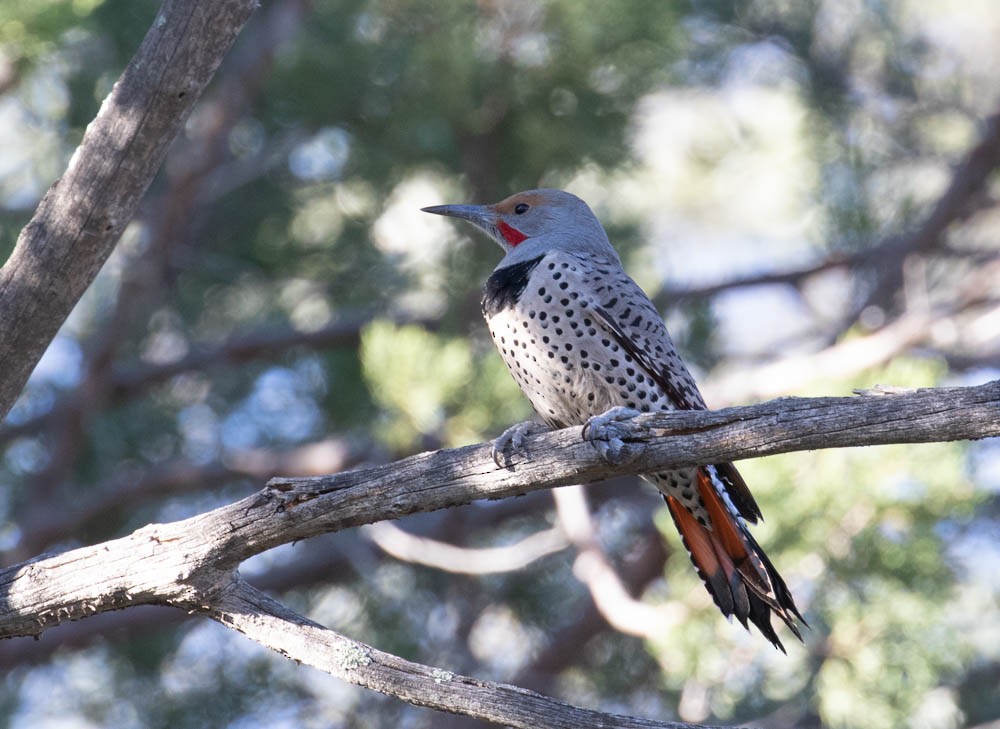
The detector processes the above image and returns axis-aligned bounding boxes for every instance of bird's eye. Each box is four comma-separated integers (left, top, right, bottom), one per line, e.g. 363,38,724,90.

514,203,530,214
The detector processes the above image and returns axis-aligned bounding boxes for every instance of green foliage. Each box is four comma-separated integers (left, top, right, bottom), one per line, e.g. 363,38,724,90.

361,320,528,449
264,0,683,196
0,0,102,64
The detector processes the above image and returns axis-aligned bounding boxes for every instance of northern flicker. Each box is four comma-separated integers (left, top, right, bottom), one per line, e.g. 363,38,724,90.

422,189,805,649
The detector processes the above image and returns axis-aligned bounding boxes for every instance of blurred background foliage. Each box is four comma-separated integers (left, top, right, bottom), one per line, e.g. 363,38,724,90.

0,0,998,727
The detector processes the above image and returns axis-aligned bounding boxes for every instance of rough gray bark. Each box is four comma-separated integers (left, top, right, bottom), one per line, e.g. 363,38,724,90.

0,0,258,422
213,579,708,729
0,382,996,728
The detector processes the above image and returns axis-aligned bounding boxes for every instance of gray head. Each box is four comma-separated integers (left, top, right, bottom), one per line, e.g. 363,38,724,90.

422,188,620,267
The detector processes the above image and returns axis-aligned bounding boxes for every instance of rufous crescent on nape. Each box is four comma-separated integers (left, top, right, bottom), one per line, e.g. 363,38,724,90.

423,188,806,650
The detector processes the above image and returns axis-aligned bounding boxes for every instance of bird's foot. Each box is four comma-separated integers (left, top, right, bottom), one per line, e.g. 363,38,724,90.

491,420,549,468
582,406,645,465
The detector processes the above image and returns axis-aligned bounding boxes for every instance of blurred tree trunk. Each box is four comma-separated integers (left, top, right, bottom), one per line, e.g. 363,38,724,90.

0,0,257,421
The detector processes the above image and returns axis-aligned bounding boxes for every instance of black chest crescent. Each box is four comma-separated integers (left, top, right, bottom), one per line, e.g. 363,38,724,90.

481,255,545,317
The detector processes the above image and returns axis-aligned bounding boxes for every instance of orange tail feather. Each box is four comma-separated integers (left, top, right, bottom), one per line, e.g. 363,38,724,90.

665,468,805,651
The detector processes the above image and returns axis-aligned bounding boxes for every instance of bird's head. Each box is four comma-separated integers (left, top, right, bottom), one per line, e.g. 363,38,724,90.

422,188,617,264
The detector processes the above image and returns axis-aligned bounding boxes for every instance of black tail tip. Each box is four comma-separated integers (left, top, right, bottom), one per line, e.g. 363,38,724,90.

747,597,807,651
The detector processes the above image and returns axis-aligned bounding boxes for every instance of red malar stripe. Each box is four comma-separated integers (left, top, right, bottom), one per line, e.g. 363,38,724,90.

498,221,528,245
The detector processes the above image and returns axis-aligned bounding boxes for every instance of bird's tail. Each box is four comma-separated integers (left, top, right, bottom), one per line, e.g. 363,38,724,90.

664,467,806,651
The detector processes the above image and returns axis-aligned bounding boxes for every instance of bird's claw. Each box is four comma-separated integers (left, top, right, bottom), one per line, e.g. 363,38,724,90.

582,406,645,465
491,421,548,468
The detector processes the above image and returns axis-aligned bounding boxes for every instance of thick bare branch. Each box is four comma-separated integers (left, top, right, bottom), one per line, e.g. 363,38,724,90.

0,383,996,726
0,0,257,421
2,382,996,636
208,579,705,729
0,541,370,669
256,381,999,548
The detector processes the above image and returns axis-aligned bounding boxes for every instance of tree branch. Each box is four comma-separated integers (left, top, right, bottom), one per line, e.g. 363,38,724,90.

3,382,997,632
363,521,569,575
553,485,677,638
0,0,257,421
853,110,1000,316
208,578,705,729
651,107,1000,351
0,383,996,726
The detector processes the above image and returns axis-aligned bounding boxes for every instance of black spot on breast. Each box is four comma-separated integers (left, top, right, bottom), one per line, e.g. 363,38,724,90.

482,255,545,317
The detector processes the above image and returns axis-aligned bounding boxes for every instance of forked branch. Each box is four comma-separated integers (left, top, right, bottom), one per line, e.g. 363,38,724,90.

0,382,996,728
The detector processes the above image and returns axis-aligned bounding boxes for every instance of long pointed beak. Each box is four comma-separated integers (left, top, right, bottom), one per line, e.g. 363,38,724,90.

422,202,509,250
420,203,495,226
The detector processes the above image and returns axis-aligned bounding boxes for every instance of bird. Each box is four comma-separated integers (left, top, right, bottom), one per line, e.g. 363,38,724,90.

422,188,805,650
